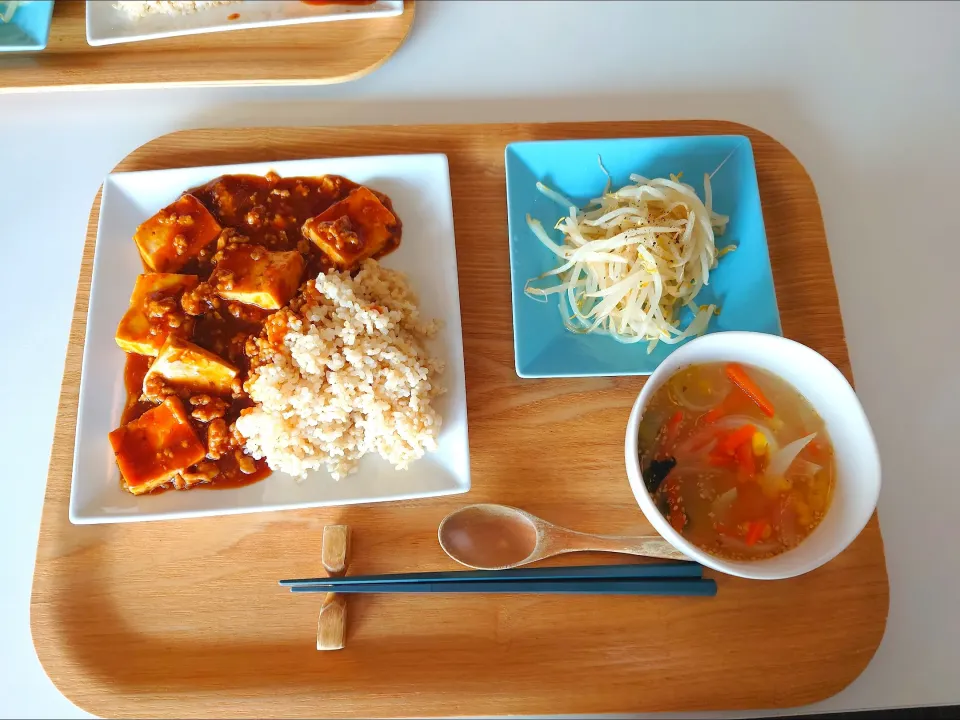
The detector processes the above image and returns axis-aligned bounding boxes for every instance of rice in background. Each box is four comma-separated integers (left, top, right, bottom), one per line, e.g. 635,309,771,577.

114,1,240,18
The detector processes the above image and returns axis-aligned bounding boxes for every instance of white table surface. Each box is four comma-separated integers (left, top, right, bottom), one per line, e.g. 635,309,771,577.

1,1,958,718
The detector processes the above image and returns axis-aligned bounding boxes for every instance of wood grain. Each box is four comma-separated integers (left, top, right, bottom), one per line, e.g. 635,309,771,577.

31,121,889,718
317,525,350,651
0,0,414,92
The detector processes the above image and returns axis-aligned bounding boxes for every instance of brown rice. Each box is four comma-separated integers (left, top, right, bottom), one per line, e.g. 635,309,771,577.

235,260,444,480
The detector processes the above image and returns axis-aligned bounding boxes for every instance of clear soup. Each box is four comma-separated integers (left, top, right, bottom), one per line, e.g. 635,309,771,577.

638,362,835,561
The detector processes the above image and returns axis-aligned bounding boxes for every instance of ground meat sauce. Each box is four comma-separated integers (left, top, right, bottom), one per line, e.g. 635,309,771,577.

118,172,401,492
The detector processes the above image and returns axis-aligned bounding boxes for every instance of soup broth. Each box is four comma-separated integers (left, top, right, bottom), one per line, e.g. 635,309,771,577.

637,362,835,560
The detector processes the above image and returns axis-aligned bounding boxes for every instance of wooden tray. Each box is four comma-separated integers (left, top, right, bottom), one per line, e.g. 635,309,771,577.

0,0,414,92
31,121,889,718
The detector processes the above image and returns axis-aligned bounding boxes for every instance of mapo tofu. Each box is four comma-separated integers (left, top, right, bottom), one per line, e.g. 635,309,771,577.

302,186,400,270
109,171,402,494
134,194,221,273
145,335,239,397
109,397,206,495
210,245,305,310
115,273,198,356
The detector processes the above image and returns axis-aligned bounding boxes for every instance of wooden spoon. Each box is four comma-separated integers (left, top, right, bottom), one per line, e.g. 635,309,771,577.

438,503,690,570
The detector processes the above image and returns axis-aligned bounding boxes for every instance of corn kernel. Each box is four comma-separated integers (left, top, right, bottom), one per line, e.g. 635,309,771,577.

760,473,791,498
752,431,768,456
794,500,813,527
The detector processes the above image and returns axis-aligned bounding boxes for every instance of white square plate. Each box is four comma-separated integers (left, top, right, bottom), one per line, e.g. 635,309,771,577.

70,154,469,524
86,0,403,47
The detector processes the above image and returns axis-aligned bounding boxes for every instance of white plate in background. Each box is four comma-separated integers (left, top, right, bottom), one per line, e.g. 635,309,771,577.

70,154,469,523
86,0,403,47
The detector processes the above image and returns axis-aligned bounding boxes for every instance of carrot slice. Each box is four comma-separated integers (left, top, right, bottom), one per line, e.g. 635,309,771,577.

669,508,687,532
656,410,684,459
725,362,775,417
736,442,756,481
808,440,824,460
715,423,756,456
664,410,684,445
664,472,687,532
745,520,768,546
708,453,735,468
703,407,724,423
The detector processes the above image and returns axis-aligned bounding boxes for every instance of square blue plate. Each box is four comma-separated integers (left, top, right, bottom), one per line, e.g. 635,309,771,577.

505,135,781,378
0,1,53,52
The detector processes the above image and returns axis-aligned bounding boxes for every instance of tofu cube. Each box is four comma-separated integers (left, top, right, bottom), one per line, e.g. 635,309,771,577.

133,193,221,272
145,335,239,396
210,244,304,310
115,273,198,356
108,397,206,495
302,186,400,269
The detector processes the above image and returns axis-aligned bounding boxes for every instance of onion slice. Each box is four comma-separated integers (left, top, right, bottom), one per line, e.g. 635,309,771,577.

712,487,738,516
669,378,731,413
767,432,817,478
793,459,822,477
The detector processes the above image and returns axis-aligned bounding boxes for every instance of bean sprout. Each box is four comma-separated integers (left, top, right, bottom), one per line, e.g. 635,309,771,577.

525,164,733,353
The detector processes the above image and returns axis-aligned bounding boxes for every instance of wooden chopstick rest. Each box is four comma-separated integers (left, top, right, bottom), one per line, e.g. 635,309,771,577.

317,524,351,651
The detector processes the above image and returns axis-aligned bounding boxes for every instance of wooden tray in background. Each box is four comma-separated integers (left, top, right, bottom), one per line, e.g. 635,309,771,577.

31,121,889,718
0,0,414,91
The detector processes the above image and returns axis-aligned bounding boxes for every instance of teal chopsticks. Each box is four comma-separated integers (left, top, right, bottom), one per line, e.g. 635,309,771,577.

288,579,715,596
280,563,715,597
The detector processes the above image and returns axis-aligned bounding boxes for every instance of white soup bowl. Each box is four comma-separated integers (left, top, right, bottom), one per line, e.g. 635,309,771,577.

624,331,880,580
